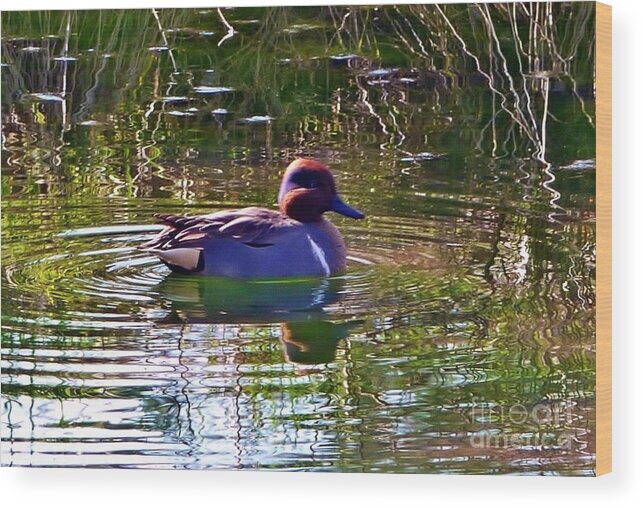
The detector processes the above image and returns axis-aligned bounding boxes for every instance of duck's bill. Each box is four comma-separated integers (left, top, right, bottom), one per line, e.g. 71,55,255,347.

330,195,365,219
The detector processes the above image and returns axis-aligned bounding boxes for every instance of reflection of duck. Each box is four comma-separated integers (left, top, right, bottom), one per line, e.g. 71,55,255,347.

280,321,356,365
139,158,365,278
155,275,358,365
156,274,345,322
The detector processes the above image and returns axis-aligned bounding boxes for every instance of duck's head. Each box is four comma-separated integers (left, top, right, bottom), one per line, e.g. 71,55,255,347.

278,158,365,223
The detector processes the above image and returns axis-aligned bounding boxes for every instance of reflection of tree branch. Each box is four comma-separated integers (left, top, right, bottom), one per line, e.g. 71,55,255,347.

435,4,538,149
483,213,506,287
216,8,236,47
478,4,542,153
328,7,351,50
177,324,195,440
233,358,243,468
151,8,177,73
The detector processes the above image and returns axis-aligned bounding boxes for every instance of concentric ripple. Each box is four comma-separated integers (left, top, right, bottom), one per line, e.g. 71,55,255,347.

2,199,595,473
2,5,597,473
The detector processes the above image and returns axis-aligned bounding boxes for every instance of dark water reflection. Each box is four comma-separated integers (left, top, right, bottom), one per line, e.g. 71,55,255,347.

2,5,596,474
157,275,354,364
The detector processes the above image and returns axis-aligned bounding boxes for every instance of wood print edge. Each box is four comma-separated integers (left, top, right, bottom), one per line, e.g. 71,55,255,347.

595,0,612,477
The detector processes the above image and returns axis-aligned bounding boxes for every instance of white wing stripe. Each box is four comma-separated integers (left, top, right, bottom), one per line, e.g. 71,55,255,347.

306,234,331,276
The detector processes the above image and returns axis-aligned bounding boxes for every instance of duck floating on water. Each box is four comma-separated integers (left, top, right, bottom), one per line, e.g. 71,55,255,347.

139,158,365,278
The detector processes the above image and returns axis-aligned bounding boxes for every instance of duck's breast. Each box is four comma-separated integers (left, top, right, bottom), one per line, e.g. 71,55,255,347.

301,219,347,275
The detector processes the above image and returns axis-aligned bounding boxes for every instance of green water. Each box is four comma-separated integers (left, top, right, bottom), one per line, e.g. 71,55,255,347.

1,5,596,474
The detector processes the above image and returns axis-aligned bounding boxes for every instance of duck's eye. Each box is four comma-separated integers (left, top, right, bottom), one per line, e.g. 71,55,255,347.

292,171,319,189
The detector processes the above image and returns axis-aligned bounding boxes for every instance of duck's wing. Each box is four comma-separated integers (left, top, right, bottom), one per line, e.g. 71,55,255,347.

139,207,297,271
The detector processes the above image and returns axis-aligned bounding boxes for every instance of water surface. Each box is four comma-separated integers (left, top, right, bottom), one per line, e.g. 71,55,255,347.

2,5,596,474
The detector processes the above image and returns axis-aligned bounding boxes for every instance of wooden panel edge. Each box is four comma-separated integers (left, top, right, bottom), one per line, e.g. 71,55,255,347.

595,0,612,477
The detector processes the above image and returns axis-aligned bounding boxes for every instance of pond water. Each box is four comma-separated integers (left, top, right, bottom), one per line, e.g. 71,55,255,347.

2,6,597,474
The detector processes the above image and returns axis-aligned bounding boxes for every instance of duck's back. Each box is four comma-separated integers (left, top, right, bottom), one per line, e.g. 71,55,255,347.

140,207,347,278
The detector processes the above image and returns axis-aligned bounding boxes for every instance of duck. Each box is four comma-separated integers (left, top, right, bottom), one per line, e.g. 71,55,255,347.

139,158,365,278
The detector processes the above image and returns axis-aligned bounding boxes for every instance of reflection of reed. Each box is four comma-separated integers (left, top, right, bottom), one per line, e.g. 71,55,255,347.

328,2,595,163
1,6,597,472
2,6,596,303
2,5,596,180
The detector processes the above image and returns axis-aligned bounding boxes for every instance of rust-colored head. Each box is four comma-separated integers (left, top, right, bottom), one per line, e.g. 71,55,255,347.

278,158,365,223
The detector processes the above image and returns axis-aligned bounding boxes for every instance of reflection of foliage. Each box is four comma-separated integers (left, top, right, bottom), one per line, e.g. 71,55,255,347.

1,262,595,473
2,4,595,170
328,2,595,160
1,5,596,474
